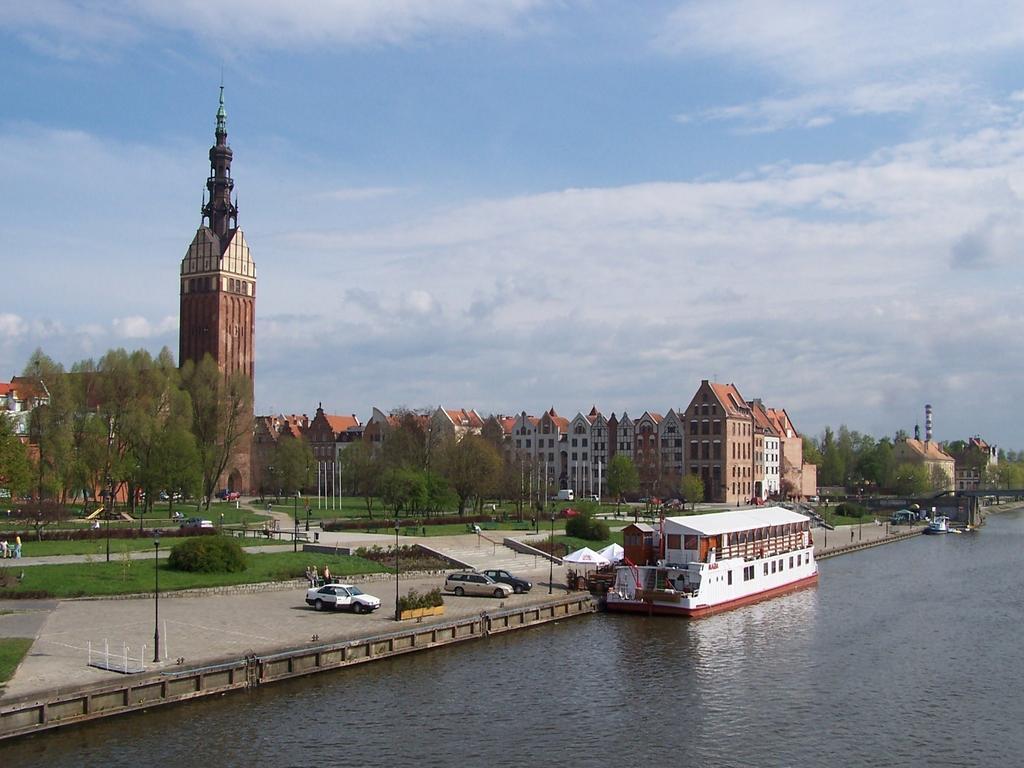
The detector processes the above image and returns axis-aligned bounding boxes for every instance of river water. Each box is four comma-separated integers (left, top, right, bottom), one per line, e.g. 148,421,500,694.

4,511,1024,767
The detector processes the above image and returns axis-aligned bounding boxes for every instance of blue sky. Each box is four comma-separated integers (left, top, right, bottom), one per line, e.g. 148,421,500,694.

3,1,1024,448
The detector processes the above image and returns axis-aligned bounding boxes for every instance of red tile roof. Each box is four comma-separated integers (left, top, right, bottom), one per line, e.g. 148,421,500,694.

324,414,361,433
901,438,954,462
710,382,751,418
444,408,484,429
0,381,10,396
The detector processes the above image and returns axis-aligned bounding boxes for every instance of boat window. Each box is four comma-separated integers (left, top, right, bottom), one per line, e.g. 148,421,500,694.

797,554,801,566
771,560,777,573
764,563,769,576
779,559,784,571
789,556,794,569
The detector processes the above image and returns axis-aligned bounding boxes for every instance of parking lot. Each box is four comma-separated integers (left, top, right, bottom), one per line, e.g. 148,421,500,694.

2,562,568,701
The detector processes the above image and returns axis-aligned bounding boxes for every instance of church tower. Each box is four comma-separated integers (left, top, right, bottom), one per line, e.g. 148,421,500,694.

179,87,256,381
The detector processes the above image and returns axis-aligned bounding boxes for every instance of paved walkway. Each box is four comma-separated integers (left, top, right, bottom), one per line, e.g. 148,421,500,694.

0,559,572,701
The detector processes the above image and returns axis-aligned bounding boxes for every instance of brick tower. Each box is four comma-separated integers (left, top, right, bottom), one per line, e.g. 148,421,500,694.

179,87,255,491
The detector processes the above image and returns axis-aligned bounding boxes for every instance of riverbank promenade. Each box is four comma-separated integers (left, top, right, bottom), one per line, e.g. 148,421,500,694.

0,506,983,706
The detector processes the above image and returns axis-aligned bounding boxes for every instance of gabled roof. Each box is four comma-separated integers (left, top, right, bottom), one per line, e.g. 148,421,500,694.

666,506,809,536
543,408,569,431
443,408,484,429
586,405,602,424
637,411,663,425
709,382,751,418
764,407,796,438
0,382,11,397
900,438,954,462
324,414,361,433
749,400,779,436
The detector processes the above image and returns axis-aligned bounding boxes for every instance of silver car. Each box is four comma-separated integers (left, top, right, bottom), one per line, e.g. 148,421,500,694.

444,571,514,598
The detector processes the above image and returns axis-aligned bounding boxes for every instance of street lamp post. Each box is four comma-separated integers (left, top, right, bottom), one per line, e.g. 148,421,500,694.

105,475,113,563
293,493,299,552
153,531,161,663
305,505,310,532
394,520,401,621
548,512,555,594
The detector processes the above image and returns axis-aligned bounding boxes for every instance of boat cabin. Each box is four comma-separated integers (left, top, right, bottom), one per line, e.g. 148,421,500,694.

663,507,812,566
622,523,659,565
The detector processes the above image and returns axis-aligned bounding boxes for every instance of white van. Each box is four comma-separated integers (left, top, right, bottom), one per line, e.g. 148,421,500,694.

555,489,574,501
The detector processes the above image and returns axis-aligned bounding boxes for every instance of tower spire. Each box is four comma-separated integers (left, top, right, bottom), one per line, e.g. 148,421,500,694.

202,86,237,240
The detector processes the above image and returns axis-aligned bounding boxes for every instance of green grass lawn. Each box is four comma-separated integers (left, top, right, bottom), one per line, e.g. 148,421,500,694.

0,638,33,685
8,536,270,558
1,551,390,598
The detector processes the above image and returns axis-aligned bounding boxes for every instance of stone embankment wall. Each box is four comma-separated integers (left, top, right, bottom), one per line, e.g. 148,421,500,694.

0,594,595,742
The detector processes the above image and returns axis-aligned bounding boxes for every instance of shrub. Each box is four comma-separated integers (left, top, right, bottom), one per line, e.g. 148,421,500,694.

835,502,867,518
167,536,247,573
565,514,609,541
397,587,444,612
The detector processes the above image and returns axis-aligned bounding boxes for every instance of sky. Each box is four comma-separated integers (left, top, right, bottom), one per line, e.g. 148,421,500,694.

2,1,1024,448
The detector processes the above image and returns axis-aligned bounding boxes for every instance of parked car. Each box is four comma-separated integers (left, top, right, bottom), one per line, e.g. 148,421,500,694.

180,517,214,529
305,584,381,613
444,572,513,598
215,489,241,501
481,569,532,594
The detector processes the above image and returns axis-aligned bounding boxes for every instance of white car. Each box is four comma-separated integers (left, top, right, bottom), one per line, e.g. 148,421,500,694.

305,583,381,613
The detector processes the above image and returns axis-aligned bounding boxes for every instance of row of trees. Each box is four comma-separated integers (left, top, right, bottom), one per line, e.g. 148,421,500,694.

806,425,1024,495
0,347,251,514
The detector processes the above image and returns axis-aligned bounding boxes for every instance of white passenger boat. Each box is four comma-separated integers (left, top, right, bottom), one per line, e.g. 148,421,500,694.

924,516,950,535
606,507,818,617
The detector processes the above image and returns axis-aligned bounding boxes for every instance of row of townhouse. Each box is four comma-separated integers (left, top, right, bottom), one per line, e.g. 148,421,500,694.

247,381,816,504
487,380,815,505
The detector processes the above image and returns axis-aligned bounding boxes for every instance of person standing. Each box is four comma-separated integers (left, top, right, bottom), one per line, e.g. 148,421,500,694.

1,540,7,559
323,564,331,583
14,534,21,559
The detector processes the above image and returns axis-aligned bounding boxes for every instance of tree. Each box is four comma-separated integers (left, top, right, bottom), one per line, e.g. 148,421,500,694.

438,434,503,515
680,473,704,511
929,464,951,493
24,350,73,505
0,417,31,499
893,463,929,496
340,440,380,518
179,355,253,510
380,466,427,517
607,454,639,512
273,436,315,496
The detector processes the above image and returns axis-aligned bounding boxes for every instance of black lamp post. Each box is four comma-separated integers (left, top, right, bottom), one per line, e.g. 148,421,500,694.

105,475,113,563
548,512,555,594
394,520,401,621
293,493,299,552
305,505,310,532
153,531,161,663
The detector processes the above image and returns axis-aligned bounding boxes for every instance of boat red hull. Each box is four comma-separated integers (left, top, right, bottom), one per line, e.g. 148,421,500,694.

605,572,819,618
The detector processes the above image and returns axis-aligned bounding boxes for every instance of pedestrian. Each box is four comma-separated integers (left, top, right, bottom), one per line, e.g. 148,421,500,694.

850,528,854,542
323,564,331,583
14,535,20,559
305,565,314,587
1,540,7,559
311,566,319,586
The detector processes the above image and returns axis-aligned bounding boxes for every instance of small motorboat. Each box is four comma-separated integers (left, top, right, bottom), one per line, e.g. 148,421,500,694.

924,516,950,535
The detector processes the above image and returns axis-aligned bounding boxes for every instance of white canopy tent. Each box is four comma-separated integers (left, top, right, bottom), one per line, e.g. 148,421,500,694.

596,543,624,563
563,547,611,568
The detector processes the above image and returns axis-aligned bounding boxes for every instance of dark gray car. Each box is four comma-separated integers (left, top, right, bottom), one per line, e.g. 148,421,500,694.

481,569,532,594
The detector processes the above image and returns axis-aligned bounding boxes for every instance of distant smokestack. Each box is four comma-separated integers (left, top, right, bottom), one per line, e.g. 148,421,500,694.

925,404,933,442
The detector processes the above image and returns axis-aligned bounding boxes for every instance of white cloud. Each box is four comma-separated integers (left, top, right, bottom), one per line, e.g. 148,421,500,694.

660,1,1024,130
5,116,1024,444
3,0,552,56
111,315,178,339
0,314,27,339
